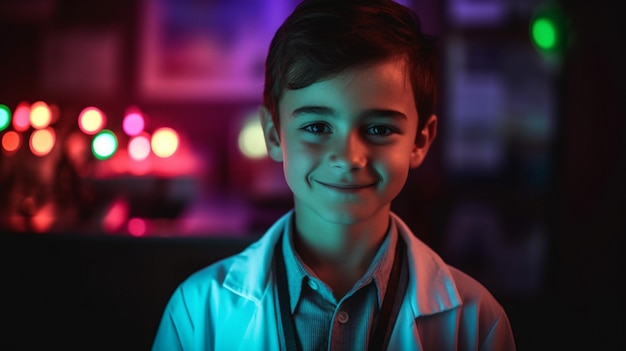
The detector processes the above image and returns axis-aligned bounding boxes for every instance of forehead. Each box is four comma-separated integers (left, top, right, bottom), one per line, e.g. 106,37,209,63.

279,58,417,120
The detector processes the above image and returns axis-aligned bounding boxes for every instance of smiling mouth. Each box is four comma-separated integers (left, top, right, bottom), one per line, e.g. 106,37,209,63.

315,180,376,190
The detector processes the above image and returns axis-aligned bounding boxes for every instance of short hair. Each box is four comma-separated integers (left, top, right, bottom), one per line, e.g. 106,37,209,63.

263,0,438,132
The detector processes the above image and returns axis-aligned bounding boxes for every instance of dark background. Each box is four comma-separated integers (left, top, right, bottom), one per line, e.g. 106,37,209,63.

0,0,623,349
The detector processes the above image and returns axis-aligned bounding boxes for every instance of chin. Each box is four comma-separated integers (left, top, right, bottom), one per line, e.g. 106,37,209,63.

314,204,383,226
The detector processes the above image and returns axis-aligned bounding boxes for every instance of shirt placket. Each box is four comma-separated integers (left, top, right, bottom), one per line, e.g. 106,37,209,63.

328,282,375,351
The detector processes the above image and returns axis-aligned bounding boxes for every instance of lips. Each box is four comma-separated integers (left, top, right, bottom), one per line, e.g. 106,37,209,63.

315,180,376,190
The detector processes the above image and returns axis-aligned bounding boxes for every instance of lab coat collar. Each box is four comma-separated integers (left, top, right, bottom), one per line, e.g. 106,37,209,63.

222,210,462,317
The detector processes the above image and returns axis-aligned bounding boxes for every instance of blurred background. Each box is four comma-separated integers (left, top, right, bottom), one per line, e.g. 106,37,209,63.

0,0,622,349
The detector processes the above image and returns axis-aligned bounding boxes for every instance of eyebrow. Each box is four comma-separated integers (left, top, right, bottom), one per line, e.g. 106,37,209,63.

364,109,408,120
291,106,407,120
291,106,334,118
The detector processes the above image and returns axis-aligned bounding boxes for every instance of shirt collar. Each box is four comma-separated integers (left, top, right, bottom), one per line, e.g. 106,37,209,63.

281,216,399,312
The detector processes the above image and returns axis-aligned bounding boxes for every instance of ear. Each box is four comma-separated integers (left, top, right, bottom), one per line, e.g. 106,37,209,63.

409,114,437,168
259,105,284,162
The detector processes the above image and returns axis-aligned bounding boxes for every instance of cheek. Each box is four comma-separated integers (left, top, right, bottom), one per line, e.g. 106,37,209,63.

282,142,320,180
284,140,325,163
374,151,412,182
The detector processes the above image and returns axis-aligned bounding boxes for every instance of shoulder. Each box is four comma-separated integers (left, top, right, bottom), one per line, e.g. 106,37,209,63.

448,265,517,348
178,254,239,294
396,213,508,315
164,252,244,315
152,213,292,350
445,264,505,313
445,264,516,344
169,211,291,308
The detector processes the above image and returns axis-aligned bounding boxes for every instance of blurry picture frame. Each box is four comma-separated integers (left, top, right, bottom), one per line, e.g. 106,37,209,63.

138,0,297,102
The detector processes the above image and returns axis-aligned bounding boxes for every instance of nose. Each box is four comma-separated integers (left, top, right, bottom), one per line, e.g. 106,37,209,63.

328,131,367,171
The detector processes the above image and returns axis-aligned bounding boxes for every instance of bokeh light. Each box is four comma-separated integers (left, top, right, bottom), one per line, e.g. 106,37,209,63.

2,131,21,153
102,198,129,233
30,100,52,129
529,2,567,60
30,201,56,233
128,133,151,161
13,102,31,132
123,111,145,136
127,218,147,237
29,127,56,156
531,17,557,50
0,104,11,131
151,127,179,158
92,129,118,160
238,114,267,159
78,106,106,135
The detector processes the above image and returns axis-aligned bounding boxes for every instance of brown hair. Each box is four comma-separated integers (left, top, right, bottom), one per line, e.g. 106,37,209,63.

263,0,438,132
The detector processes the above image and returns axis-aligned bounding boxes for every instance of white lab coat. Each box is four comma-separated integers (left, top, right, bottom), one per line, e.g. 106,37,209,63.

152,210,516,351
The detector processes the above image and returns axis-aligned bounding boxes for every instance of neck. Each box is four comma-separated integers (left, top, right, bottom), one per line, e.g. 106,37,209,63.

292,207,391,295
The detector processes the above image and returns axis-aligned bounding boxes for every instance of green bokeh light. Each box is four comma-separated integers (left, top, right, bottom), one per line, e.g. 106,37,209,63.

0,104,11,131
532,17,557,50
92,129,118,160
529,2,568,61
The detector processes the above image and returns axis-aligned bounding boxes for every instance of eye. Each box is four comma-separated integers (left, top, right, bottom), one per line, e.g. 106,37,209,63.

366,125,396,136
302,123,331,135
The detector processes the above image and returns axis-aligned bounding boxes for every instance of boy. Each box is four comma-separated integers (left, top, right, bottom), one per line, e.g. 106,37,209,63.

152,0,516,350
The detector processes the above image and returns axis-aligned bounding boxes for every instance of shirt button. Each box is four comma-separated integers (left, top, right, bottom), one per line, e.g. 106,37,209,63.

337,311,349,324
308,279,318,290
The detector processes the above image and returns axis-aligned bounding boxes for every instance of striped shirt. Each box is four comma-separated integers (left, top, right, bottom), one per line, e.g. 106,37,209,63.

280,218,399,351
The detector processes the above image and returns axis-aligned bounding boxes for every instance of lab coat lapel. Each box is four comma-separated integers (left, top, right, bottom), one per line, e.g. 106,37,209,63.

218,211,292,350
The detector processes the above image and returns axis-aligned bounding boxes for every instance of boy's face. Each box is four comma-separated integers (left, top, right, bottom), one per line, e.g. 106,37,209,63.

261,58,436,225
